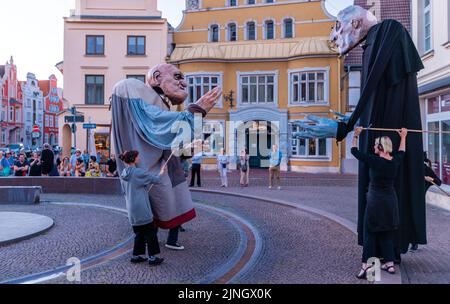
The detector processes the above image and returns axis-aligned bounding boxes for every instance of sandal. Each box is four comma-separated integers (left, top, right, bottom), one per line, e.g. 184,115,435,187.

381,264,396,274
356,266,373,279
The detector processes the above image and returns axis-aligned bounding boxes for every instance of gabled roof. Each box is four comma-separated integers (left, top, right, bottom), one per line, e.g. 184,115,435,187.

39,80,50,97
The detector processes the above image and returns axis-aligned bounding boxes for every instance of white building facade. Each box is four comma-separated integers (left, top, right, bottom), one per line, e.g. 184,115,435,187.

21,73,44,149
412,0,450,189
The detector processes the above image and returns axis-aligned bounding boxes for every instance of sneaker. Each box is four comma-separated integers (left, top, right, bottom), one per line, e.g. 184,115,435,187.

130,256,147,264
179,226,186,232
410,244,419,251
165,243,185,250
277,186,281,190
269,186,272,189
148,256,164,266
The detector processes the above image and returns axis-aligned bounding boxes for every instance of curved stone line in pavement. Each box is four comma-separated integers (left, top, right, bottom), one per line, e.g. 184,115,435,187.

196,203,262,284
191,189,403,285
1,201,260,285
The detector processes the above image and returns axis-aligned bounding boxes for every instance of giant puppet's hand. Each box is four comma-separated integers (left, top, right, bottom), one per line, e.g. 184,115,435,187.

194,87,222,114
292,112,351,139
292,115,338,139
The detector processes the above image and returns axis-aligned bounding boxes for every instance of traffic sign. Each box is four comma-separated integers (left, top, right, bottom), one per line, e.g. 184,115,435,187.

65,116,85,123
83,123,97,129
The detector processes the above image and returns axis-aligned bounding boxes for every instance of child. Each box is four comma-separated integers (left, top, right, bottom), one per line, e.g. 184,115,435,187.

119,150,165,266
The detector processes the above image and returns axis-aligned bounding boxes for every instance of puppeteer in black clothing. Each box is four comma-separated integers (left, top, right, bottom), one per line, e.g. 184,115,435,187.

352,127,408,278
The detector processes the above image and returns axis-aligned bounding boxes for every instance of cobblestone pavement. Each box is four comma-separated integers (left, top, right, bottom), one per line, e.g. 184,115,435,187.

0,203,130,282
195,181,450,284
1,171,448,284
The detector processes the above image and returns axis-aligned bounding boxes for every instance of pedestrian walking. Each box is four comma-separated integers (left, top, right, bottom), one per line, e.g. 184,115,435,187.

269,145,283,189
238,149,250,187
189,152,202,187
217,148,229,187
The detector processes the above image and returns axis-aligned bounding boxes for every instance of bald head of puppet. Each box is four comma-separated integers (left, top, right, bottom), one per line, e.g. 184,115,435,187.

330,5,378,55
148,64,188,105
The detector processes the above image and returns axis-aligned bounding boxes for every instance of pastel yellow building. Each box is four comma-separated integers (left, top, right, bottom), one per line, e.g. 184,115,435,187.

171,0,344,172
58,0,168,157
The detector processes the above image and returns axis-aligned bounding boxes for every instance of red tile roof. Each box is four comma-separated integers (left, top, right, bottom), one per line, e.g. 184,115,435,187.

38,80,50,96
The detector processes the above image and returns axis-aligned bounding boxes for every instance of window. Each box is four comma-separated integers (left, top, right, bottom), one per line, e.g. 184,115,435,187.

228,0,237,6
127,75,146,83
55,117,59,128
186,74,221,105
45,115,49,127
291,123,330,159
38,114,43,124
127,36,146,55
290,70,327,104
202,121,225,156
26,112,31,122
265,20,275,39
283,18,294,38
49,116,54,128
246,21,256,40
85,75,105,105
86,35,104,55
240,74,276,104
247,0,255,4
210,24,220,42
427,93,450,114
9,106,13,122
348,71,361,110
423,0,432,53
44,133,49,145
1,129,5,143
15,109,20,123
228,23,237,41
26,99,31,107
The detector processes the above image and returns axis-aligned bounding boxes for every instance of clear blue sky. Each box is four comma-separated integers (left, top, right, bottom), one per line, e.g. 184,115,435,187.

0,0,353,82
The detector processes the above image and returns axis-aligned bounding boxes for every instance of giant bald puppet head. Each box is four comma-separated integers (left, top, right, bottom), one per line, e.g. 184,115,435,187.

330,5,378,55
148,64,188,105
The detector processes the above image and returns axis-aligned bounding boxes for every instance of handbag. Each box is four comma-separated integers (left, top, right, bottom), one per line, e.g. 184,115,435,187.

221,163,227,169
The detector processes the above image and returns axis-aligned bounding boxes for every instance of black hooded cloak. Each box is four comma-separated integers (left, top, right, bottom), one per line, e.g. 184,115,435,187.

336,20,426,254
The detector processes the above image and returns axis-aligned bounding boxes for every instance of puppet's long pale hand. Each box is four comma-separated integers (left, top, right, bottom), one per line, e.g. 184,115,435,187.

292,113,349,139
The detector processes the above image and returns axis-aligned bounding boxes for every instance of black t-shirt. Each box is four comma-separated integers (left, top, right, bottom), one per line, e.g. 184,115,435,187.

29,159,42,176
107,159,117,173
351,148,405,183
14,160,29,176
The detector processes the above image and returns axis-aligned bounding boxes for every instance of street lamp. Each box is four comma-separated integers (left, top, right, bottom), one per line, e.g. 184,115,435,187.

224,90,235,110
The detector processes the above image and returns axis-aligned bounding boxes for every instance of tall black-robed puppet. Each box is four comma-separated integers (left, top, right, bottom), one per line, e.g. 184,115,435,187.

293,6,426,258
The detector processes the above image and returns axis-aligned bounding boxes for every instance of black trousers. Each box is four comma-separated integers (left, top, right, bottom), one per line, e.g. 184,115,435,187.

132,222,160,256
167,226,180,245
362,215,395,263
190,164,201,187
